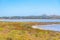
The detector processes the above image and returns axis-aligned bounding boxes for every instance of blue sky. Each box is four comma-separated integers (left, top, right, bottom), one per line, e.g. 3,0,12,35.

0,0,60,16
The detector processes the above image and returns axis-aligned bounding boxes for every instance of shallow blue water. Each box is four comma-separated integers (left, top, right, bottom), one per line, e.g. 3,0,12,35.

0,19,60,22
32,24,60,32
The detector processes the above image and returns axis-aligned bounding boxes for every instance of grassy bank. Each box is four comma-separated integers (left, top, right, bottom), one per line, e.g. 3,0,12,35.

0,22,60,40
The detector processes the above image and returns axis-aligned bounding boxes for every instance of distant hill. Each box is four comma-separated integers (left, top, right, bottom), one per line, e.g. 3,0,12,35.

0,15,60,19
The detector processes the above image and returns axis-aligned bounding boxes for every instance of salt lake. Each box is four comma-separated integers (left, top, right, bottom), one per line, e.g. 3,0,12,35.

0,19,60,22
32,24,60,32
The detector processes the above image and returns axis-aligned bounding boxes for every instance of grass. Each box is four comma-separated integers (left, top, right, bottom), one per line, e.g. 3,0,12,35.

0,22,60,40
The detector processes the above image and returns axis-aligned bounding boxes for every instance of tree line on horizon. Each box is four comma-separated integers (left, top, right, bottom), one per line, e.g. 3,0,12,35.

0,15,60,19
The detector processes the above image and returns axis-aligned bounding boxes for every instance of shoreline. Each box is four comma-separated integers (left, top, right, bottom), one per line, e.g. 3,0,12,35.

0,22,60,40
32,24,60,32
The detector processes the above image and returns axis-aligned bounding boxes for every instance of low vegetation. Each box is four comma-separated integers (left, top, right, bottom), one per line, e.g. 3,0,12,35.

0,22,60,40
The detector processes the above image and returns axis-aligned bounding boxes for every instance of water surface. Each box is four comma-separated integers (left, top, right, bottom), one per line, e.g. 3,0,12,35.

0,19,60,22
32,24,60,32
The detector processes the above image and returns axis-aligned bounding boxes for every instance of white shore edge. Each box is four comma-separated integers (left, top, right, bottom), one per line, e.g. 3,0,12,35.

32,24,60,32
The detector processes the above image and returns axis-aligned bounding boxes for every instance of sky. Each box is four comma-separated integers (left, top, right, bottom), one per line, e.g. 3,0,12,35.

0,0,60,16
